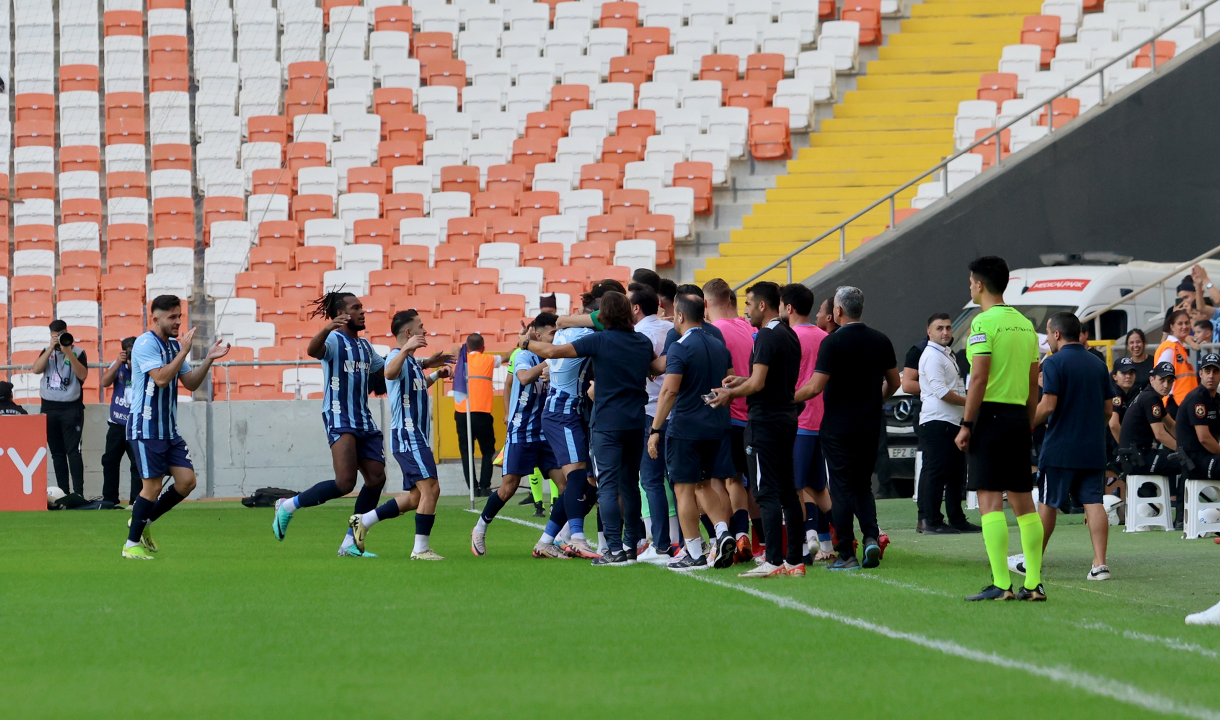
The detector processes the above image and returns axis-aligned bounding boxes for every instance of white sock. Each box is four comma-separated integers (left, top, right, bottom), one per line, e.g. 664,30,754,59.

820,540,833,553
735,531,747,540
643,516,652,542
802,541,810,557
686,537,703,559
413,534,429,553
340,533,355,550
474,517,488,534
806,529,816,545
572,531,586,540
361,510,379,528
668,516,680,543
125,540,140,549
541,532,555,544
714,521,728,536
597,532,607,553
557,523,572,542
282,496,299,514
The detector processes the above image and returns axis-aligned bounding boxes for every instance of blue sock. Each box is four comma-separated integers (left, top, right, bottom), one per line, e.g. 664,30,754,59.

805,502,817,533
375,499,401,521
732,509,750,536
297,480,344,508
480,491,507,523
353,483,381,516
128,496,154,543
700,514,714,537
563,468,589,534
415,513,435,536
148,486,186,522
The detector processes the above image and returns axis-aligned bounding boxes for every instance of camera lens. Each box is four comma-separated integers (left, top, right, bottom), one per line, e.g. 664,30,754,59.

58,332,73,347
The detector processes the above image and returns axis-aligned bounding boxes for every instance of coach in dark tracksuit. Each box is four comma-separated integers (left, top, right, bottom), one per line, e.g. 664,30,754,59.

796,286,901,571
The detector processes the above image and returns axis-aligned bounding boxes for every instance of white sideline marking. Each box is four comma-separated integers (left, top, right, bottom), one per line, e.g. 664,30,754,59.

1072,620,1219,659
464,508,546,530
848,573,955,597
689,575,1220,720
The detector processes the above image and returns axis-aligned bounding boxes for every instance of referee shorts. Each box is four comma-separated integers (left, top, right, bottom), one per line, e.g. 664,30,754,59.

966,402,1033,493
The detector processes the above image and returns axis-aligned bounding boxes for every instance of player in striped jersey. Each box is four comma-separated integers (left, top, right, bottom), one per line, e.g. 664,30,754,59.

123,295,231,560
470,313,568,558
272,292,389,557
349,310,453,559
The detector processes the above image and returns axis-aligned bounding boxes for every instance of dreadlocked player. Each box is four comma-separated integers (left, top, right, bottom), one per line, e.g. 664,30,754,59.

271,291,388,557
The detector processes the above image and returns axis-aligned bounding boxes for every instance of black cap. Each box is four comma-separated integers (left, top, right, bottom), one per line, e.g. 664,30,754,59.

0,381,11,400
1152,361,1176,378
1114,357,1136,372
1202,353,1220,370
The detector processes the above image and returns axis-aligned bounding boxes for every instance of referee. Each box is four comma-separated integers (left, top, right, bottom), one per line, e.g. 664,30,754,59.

955,256,1045,602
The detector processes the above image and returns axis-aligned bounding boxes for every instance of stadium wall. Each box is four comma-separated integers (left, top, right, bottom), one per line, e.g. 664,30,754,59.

805,34,1220,350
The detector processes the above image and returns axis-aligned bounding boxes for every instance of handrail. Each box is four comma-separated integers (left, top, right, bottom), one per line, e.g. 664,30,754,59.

1078,240,1220,325
732,0,1220,291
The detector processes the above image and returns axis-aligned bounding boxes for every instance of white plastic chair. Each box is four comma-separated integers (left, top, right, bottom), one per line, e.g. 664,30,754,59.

477,242,521,271
614,239,658,273
430,192,473,224
650,187,695,239
819,21,860,72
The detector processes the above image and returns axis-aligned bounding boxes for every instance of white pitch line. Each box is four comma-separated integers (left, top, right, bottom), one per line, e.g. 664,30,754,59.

464,508,546,530
689,574,1220,720
1072,620,1219,660
848,573,956,597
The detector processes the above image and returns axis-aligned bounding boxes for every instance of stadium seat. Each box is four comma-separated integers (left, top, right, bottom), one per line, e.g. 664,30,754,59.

1022,15,1062,67
388,244,432,272
633,215,675,266
841,0,882,45
748,108,791,160
414,268,456,297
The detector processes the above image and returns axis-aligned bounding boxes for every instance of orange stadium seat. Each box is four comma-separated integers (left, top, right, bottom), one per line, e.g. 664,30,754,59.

149,63,189,92
236,271,279,302
260,298,306,324
384,113,427,145
633,215,674,266
474,191,517,219
12,301,53,326
525,111,566,152
250,246,292,274
437,295,482,323
277,321,319,354
149,35,188,65
375,88,416,120
287,143,328,173
288,62,329,92
12,276,53,305
972,127,1011,170
379,141,420,172
105,92,144,121
57,273,100,302
587,214,629,244
486,165,527,198
746,54,786,101
354,219,398,249
107,247,149,276
252,169,293,196
106,117,145,145
512,138,555,180
285,88,326,122
489,217,533,246
1021,15,1061,67
977,73,1018,103
60,250,102,279
1038,98,1081,129
457,268,499,295
447,217,489,247
616,109,656,140
384,193,426,223
609,56,650,91
369,269,411,299
672,162,714,214
153,223,194,249
374,5,413,32
60,146,101,174
630,26,670,64
1135,40,1175,69
101,275,145,305
347,167,387,196
519,191,560,235
441,165,481,196
523,243,564,270
545,266,590,294
749,107,792,159
460,318,502,344
727,81,768,111
601,136,644,170
609,189,650,230
550,85,591,121
570,241,611,268
60,65,99,93
841,0,882,45
259,220,302,249
295,246,338,274
15,94,54,122
15,225,55,251
361,296,393,326
388,245,431,271
277,271,323,301
15,172,54,200
599,2,639,30
249,116,289,147
412,32,454,74
484,294,527,322
292,195,335,226
700,55,739,91
414,268,456,298
15,120,55,147
104,10,142,36
425,59,467,94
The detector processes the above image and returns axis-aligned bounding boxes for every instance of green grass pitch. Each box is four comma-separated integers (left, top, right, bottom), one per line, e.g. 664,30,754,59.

3,496,1220,719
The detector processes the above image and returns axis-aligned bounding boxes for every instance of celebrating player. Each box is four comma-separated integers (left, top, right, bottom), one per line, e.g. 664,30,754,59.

123,295,230,560
349,310,452,559
271,292,388,557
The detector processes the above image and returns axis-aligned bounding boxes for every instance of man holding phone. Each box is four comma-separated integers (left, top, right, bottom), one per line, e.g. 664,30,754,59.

32,319,89,496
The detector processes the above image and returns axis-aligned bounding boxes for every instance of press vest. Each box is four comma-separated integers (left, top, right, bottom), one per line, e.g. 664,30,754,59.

456,352,495,414
1154,338,1196,406
40,347,84,404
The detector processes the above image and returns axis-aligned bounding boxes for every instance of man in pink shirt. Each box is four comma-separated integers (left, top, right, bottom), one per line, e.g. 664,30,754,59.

781,284,836,563
704,278,764,561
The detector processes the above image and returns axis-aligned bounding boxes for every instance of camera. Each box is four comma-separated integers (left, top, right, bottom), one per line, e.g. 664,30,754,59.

56,332,74,348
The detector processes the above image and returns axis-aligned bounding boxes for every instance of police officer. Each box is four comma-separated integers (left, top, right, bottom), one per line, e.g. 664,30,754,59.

1120,362,1180,476
1176,353,1220,483
1107,358,1140,474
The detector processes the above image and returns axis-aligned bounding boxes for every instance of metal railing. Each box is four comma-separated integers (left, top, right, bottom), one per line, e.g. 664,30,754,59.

733,0,1220,291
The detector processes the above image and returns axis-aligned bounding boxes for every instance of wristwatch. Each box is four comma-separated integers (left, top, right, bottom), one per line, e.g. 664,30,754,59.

649,426,663,436
1207,283,1214,290
961,420,974,429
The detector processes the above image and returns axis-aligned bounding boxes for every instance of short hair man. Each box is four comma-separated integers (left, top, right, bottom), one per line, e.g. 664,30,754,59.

956,256,1045,601
1175,352,1220,483
100,336,140,506
816,297,839,334
1119,361,1182,523
917,313,977,535
123,295,230,559
32,319,90,495
658,278,678,319
795,286,900,570
1033,311,1114,581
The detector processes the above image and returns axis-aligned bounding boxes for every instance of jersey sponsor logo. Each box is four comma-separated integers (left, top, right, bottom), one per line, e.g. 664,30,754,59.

1025,278,1090,292
968,333,987,345
1196,403,1207,418
1152,404,1163,418
343,360,371,373
413,378,427,391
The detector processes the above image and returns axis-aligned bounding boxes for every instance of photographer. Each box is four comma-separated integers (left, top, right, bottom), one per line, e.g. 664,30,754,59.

31,320,89,495
100,336,139,506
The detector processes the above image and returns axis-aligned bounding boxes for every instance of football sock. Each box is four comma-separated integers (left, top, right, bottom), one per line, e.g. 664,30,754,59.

642,516,652,540
686,537,703,559
806,528,816,547
541,494,569,544
714,521,728,536
364,499,401,528
340,532,356,550
804,502,817,533
817,508,830,535
297,480,343,508
980,511,1011,589
731,509,749,538
353,483,380,517
148,486,186,522
127,495,154,545
820,538,833,553
563,468,589,536
700,514,714,537
669,515,681,544
1016,512,1044,590
529,470,543,503
557,522,572,543
549,479,559,503
414,514,435,552
480,490,507,524
282,496,300,514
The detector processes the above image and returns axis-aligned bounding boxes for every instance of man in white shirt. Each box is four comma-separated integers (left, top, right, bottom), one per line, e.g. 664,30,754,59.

916,313,979,534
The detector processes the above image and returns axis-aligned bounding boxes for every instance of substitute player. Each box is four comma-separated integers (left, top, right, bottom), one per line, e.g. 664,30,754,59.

349,310,451,559
955,257,1045,601
471,313,570,558
272,292,388,558
123,295,231,559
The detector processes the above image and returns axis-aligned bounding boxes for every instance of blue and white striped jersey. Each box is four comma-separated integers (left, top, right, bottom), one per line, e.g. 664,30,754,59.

544,327,593,417
321,330,385,432
127,331,191,440
506,350,546,444
387,347,432,452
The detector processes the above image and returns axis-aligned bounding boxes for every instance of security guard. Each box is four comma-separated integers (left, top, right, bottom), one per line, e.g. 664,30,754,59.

1175,353,1220,480
456,333,502,497
1107,358,1141,468
1119,361,1180,477
1155,310,1196,406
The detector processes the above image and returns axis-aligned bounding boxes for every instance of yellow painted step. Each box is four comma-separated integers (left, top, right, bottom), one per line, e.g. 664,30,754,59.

729,226,885,244
888,30,1018,46
763,169,921,186
845,88,976,103
717,237,876,256
701,258,841,278
787,155,941,172
820,116,954,132
901,17,1025,32
834,101,960,117
754,196,913,214
856,73,982,90
810,129,951,146
867,58,1000,74
750,204,901,222
879,44,1007,60
911,1,1041,17
794,143,951,160
766,187,919,202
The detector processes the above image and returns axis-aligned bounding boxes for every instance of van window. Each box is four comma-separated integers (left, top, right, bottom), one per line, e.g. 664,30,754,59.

1097,310,1127,340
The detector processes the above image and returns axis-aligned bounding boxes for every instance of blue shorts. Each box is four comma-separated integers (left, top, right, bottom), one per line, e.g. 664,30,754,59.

666,431,735,484
504,439,559,477
131,436,193,479
794,432,827,491
327,427,385,465
1039,466,1104,512
543,413,588,466
393,443,438,490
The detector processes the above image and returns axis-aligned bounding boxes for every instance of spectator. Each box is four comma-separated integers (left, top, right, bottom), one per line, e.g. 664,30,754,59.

539,293,558,312
816,297,839,334
455,333,501,497
916,313,977,534
100,336,141,507
1155,310,1197,406
1192,264,1220,339
657,278,677,320
0,381,26,415
1190,318,1213,355
632,268,661,293
1125,329,1152,390
31,319,89,496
